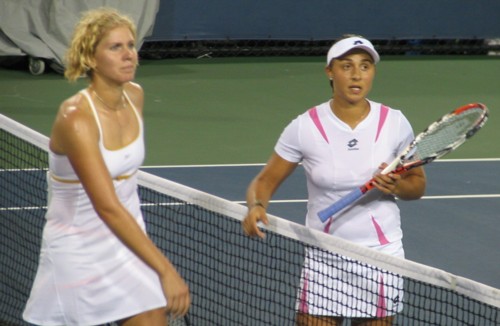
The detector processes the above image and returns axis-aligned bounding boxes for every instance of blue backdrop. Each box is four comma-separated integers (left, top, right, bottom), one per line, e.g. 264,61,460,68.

148,0,500,41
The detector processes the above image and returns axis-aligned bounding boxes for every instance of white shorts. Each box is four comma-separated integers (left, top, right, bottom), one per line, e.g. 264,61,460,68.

296,241,404,318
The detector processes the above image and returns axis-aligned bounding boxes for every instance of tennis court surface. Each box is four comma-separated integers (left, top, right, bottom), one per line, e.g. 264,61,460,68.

2,110,499,325
1,55,500,325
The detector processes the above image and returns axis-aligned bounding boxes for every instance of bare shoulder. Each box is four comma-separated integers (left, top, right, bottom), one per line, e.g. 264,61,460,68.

124,81,144,112
57,93,93,126
50,92,97,153
126,81,143,94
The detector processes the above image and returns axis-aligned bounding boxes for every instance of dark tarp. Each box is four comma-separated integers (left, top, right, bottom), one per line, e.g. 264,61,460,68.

0,0,159,74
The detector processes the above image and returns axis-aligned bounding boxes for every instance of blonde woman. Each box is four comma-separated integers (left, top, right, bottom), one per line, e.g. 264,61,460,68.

23,8,190,325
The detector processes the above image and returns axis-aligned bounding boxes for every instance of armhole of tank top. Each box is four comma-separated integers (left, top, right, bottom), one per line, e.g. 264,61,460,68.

80,89,104,140
122,90,143,132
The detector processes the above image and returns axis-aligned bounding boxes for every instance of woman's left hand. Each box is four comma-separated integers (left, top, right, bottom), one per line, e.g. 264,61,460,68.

372,163,401,196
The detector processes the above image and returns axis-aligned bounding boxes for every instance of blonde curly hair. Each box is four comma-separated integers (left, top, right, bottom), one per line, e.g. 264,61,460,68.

64,7,137,82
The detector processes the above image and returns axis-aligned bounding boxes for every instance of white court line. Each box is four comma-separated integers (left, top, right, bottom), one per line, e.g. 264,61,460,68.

6,160,497,210
234,194,500,206
3,158,497,171
142,159,500,204
144,163,267,168
421,194,500,199
0,206,46,211
143,157,500,169
4,195,499,212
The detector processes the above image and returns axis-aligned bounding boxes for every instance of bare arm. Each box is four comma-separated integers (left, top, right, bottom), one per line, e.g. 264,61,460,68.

242,152,298,238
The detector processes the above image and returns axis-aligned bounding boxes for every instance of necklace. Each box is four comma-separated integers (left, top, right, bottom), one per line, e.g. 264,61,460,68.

356,107,370,123
330,100,370,129
92,89,125,111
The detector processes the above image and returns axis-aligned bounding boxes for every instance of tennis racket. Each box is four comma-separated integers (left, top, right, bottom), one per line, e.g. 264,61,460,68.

317,102,489,222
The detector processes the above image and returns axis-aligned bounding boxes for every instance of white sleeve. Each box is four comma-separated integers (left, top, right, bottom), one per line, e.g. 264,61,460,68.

274,117,303,163
397,112,415,153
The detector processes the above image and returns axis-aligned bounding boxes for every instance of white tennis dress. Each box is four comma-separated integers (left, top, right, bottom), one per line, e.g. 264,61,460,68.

23,90,166,326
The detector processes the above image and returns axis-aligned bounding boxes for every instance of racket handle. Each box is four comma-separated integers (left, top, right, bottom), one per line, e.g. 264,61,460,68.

317,188,364,222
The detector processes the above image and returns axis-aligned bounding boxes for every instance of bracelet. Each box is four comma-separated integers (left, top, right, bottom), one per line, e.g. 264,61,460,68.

250,201,266,209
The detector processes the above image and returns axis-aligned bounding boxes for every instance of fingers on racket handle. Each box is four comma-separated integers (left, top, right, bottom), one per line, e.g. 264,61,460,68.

317,188,363,222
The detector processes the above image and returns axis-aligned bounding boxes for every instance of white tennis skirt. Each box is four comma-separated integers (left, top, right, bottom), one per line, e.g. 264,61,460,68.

296,241,404,318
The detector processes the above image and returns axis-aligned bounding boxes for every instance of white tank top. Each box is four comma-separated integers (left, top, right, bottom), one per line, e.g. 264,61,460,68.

49,89,145,181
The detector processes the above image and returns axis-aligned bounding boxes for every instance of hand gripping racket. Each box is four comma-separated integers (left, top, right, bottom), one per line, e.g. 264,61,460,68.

317,103,489,222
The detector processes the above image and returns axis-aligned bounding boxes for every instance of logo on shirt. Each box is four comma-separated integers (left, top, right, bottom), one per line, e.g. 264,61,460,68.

347,138,359,150
392,295,401,309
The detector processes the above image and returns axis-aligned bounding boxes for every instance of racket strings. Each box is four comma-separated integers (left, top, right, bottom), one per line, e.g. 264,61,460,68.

410,109,485,161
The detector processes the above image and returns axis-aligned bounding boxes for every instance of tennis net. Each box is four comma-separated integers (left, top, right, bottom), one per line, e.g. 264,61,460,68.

1,113,499,325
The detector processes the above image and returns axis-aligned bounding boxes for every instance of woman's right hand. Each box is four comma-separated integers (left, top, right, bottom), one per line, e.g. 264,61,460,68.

242,153,297,239
242,205,269,239
160,268,191,318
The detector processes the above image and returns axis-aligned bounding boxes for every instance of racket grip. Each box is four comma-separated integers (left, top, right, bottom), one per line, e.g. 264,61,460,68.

317,188,363,222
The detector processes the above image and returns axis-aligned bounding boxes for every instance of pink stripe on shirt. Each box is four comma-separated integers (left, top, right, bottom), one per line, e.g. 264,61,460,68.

377,275,388,318
371,216,390,245
308,107,329,143
375,105,389,142
298,271,309,313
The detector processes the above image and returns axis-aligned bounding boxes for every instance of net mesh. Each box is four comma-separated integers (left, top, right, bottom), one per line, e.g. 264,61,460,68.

1,114,499,325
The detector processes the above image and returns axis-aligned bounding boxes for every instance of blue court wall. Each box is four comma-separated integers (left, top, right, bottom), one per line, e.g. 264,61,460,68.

147,0,500,41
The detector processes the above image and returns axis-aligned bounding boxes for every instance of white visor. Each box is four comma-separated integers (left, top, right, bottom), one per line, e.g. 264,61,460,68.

326,37,380,66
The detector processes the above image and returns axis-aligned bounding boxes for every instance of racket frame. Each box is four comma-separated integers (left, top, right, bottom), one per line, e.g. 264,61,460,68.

317,103,489,222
